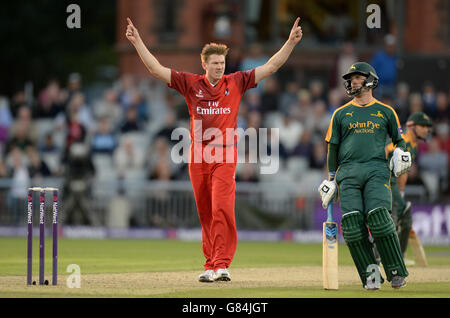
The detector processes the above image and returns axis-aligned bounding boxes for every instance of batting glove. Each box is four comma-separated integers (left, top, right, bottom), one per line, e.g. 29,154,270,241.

389,148,412,177
318,179,337,209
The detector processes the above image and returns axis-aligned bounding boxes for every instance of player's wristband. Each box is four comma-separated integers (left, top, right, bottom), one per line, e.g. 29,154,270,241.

329,172,336,181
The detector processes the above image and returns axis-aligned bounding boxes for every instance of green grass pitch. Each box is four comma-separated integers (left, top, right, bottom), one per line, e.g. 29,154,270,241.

0,237,449,298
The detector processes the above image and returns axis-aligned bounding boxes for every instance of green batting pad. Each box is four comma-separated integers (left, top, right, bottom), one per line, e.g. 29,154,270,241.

341,211,382,286
367,207,409,281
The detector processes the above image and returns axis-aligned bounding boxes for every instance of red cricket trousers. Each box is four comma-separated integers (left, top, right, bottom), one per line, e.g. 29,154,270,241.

189,142,238,271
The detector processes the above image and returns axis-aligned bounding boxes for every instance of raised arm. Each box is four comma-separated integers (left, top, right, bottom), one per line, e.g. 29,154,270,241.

126,18,171,84
254,17,303,84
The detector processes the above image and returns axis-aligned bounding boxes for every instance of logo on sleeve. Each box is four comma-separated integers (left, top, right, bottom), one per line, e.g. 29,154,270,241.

225,88,229,96
196,89,204,98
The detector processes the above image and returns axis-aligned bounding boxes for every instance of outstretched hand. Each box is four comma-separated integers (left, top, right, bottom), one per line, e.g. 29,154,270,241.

126,18,141,45
288,17,303,44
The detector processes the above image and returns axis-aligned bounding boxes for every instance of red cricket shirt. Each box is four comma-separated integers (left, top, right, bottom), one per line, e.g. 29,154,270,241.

168,69,257,146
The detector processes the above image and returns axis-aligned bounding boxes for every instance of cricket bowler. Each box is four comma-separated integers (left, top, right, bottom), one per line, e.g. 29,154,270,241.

126,17,303,282
318,62,411,290
385,112,432,264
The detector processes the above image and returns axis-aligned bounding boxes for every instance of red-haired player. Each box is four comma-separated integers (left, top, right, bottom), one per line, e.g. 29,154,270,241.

126,17,303,282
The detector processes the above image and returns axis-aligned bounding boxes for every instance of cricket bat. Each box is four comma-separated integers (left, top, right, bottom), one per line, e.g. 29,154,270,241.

323,203,338,290
409,229,428,267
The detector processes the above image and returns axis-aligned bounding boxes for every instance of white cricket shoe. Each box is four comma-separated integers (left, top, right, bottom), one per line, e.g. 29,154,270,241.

214,268,231,282
364,280,381,291
198,269,215,283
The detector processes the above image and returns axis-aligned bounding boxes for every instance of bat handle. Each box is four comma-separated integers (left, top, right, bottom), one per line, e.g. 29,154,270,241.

327,203,333,222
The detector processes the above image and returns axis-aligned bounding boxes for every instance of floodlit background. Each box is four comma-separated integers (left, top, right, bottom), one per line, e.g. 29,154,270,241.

0,0,448,244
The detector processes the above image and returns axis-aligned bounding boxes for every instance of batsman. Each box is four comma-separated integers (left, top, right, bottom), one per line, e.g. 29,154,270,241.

385,112,432,263
318,62,411,290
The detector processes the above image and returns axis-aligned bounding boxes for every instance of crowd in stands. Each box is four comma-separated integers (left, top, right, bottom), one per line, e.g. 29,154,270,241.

0,39,448,211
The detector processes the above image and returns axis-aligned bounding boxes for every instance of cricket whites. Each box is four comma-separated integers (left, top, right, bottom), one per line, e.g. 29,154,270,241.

323,203,338,290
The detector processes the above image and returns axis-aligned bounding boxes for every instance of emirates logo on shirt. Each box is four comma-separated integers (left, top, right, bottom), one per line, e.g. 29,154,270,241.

196,101,231,115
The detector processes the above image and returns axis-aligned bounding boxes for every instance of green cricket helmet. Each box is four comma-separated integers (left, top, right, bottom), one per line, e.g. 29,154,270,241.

407,112,433,127
342,62,379,96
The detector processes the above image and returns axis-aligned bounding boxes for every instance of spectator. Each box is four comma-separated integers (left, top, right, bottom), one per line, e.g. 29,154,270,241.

26,146,51,179
142,76,171,125
5,118,35,154
0,159,7,178
240,43,268,94
422,81,438,119
39,133,58,153
67,92,96,133
243,91,262,113
327,88,344,114
117,74,138,111
6,147,30,224
310,141,327,170
62,108,87,162
148,159,175,181
279,81,299,115
419,138,448,201
146,136,177,179
64,72,83,104
0,97,13,144
236,151,259,183
309,79,326,103
247,109,262,127
435,92,449,124
154,110,178,144
408,93,423,115
10,90,27,118
291,89,313,124
260,77,280,115
92,89,122,129
273,111,303,157
306,100,331,139
435,122,450,166
330,41,358,89
113,135,145,176
35,80,63,119
91,117,118,155
225,46,242,74
371,34,397,99
8,105,38,146
120,107,142,133
291,129,313,159
381,95,395,110
128,89,149,122
395,82,411,124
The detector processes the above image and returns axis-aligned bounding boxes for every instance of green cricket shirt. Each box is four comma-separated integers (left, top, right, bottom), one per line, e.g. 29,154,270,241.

326,98,406,166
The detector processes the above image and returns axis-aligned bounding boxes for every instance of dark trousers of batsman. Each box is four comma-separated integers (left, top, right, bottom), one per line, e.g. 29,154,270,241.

390,178,413,255
336,161,408,286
